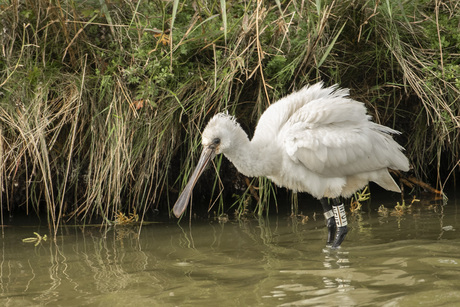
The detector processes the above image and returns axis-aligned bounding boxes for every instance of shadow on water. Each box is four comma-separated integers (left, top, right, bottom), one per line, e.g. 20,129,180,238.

0,195,459,306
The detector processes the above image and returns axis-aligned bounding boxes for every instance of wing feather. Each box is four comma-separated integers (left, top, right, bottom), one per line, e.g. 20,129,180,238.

251,82,408,181
280,93,408,177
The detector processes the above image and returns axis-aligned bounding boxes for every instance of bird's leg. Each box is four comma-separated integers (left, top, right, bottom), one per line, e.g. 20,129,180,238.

320,198,336,246
331,198,348,248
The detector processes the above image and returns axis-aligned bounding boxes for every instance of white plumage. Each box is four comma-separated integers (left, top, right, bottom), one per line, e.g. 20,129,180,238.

173,82,410,218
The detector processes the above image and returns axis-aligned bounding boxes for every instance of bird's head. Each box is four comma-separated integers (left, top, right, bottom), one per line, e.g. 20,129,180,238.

202,112,240,154
172,112,241,218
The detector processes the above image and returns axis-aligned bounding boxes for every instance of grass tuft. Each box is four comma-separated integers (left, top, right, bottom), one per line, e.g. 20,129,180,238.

0,0,458,227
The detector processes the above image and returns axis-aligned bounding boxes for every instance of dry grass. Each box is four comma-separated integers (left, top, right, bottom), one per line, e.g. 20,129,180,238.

0,0,458,227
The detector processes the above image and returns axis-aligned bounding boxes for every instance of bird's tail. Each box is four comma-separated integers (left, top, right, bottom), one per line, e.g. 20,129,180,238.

373,169,401,193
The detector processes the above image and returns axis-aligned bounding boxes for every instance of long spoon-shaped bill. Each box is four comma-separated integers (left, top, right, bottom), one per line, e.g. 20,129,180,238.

172,147,216,218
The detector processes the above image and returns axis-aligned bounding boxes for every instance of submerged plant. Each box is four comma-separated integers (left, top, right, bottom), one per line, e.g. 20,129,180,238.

114,209,139,225
350,186,371,213
22,232,48,246
378,196,421,217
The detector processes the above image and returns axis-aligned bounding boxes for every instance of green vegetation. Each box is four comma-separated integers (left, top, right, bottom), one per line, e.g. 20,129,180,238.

0,0,458,228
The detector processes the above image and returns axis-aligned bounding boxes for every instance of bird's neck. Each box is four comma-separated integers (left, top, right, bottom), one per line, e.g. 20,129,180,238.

222,127,279,178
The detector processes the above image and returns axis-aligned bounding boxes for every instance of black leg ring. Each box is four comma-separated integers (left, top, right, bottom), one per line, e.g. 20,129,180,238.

320,198,337,246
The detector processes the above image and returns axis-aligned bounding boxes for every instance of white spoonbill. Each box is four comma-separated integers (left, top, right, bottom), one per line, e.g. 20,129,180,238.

173,82,410,248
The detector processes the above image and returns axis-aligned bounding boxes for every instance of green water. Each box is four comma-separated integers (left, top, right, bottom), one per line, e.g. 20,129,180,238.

1,197,459,306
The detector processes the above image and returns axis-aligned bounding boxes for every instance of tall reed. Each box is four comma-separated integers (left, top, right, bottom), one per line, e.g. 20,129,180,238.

0,0,458,227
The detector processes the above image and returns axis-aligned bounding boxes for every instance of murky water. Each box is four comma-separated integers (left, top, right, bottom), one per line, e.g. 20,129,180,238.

1,196,459,306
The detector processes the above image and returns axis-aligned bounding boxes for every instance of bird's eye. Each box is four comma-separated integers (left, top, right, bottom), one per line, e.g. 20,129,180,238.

212,138,220,145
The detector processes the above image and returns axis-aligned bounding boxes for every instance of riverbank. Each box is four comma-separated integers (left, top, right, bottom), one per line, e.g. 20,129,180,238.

0,0,458,226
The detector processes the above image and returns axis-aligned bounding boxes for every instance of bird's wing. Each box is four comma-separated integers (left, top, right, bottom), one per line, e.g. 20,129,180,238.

280,97,406,177
253,83,350,142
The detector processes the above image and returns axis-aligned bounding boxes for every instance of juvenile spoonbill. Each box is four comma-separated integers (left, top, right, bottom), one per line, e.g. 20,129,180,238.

173,82,410,248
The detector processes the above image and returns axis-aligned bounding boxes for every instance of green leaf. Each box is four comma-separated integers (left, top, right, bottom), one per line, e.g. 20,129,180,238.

317,21,347,68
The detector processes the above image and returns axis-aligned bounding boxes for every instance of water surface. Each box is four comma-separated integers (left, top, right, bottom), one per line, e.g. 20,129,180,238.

1,197,459,306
